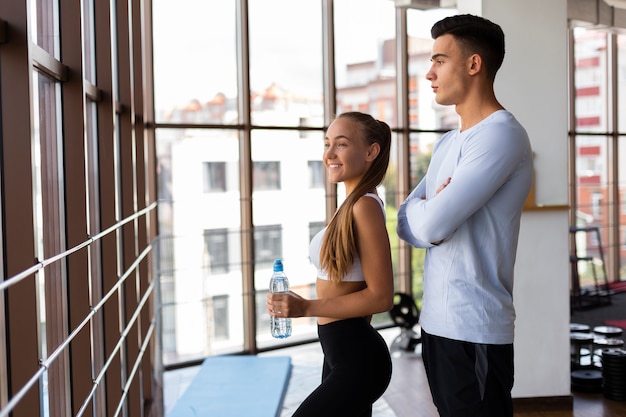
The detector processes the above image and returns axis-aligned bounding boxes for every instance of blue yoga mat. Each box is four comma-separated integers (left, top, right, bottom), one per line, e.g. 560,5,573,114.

168,355,292,417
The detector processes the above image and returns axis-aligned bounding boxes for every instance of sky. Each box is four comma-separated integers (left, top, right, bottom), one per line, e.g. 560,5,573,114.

151,0,455,112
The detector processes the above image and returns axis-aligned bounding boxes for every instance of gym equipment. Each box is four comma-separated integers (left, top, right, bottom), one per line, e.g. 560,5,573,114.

388,292,421,354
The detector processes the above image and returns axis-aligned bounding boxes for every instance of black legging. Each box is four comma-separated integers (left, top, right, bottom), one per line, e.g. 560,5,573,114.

292,317,393,417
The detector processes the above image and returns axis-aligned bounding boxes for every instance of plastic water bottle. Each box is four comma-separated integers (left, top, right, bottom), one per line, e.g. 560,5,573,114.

270,259,292,338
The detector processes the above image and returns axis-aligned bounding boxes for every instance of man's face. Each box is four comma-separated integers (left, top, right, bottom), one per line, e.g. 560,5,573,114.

425,34,471,106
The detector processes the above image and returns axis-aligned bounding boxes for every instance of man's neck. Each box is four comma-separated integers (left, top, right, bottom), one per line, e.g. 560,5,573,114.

456,90,503,132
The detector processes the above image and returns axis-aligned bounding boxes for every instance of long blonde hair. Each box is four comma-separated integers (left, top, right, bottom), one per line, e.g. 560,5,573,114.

320,112,391,283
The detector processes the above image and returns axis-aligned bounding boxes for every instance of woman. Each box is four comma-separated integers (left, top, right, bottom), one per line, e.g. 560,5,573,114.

267,111,394,417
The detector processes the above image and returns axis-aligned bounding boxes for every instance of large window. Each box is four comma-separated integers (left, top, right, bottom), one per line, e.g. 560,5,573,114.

0,1,157,415
570,27,626,287
153,0,458,366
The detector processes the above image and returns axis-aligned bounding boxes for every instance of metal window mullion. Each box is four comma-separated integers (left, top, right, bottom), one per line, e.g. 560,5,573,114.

568,28,577,230
568,27,579,277
322,0,337,221
395,6,412,295
236,0,256,353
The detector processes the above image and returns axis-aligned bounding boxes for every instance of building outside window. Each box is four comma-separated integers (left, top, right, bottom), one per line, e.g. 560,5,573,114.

308,161,324,189
204,229,229,274
254,225,282,267
253,161,281,190
203,162,227,192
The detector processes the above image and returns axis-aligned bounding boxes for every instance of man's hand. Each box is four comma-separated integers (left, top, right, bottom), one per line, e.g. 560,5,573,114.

431,177,451,245
436,177,451,195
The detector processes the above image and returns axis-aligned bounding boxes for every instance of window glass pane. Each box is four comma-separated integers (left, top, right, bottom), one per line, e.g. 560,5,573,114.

204,229,229,274
84,99,105,409
152,0,237,123
308,160,324,188
324,152,397,328
370,132,397,327
409,132,440,189
618,138,626,278
202,162,226,193
85,102,100,235
254,225,283,267
248,0,323,127
407,8,458,130
31,70,48,417
212,295,230,340
573,135,610,287
253,161,281,190
33,71,65,417
572,27,616,286
334,0,396,124
252,129,324,348
412,130,439,296
404,132,444,305
32,0,60,57
156,128,243,364
309,221,325,241
617,34,626,278
83,0,96,82
574,28,608,132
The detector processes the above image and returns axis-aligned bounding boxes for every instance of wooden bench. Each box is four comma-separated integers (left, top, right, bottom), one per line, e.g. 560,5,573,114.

167,355,292,417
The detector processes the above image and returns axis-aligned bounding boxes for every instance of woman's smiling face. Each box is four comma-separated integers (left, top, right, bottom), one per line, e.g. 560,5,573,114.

323,117,373,193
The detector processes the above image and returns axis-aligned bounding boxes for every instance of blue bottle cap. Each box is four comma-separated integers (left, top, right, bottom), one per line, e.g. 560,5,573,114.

273,259,283,272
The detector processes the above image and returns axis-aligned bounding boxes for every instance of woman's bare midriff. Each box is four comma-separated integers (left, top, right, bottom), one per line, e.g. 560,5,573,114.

316,278,368,325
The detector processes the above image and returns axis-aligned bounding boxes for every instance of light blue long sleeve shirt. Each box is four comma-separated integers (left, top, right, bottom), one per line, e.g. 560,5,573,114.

397,110,533,344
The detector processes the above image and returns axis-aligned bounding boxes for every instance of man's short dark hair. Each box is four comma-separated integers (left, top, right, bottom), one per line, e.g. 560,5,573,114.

431,14,505,81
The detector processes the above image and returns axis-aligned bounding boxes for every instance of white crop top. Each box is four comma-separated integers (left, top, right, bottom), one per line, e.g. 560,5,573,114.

309,193,385,282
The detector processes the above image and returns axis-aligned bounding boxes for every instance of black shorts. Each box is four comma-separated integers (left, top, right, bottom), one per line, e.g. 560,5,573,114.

421,328,514,417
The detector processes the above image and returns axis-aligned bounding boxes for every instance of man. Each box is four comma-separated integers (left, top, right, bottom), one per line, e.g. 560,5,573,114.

397,14,533,417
